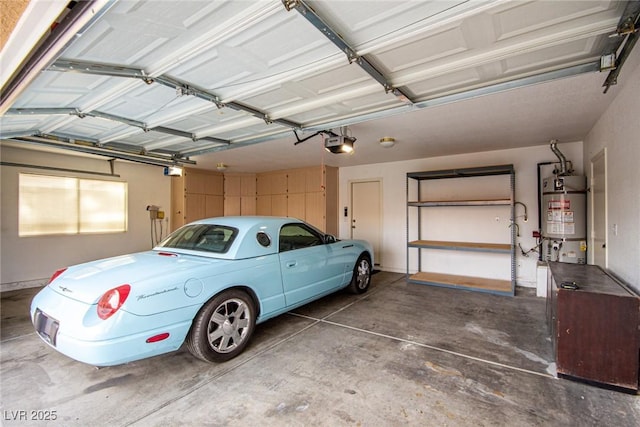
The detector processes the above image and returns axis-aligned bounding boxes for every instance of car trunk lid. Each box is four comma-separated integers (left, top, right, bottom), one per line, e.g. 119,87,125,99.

48,251,222,304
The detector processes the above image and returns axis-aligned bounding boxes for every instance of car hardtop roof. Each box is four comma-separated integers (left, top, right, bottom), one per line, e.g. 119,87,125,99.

192,216,300,228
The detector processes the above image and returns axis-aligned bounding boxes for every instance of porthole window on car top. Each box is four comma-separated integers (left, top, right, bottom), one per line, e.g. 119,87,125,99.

256,231,271,247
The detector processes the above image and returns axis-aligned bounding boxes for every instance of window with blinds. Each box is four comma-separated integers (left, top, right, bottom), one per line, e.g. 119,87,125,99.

19,174,127,236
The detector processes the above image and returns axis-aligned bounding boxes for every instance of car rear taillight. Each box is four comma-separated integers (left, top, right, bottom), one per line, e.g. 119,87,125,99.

48,268,68,284
97,285,131,320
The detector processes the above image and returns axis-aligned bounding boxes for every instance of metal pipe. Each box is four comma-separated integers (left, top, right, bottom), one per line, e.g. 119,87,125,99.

536,161,556,260
8,136,193,168
0,161,120,178
515,201,528,222
549,139,568,175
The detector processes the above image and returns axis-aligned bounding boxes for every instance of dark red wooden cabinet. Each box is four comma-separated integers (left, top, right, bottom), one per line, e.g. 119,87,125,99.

547,262,639,392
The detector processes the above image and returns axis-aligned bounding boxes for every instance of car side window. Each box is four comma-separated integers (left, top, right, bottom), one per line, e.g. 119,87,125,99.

279,223,324,253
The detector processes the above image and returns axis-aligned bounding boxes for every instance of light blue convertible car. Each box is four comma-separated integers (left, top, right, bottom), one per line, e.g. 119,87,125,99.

31,216,373,366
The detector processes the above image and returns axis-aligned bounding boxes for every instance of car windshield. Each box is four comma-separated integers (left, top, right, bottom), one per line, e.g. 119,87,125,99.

158,224,238,254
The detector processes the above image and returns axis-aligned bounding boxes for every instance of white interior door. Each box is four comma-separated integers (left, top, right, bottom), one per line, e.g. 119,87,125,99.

591,150,606,268
351,180,381,266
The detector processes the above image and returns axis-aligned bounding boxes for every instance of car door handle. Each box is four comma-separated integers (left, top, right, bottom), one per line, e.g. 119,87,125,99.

342,244,353,248
286,261,297,268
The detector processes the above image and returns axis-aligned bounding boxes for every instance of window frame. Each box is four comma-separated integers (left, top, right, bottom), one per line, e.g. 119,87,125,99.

18,173,128,237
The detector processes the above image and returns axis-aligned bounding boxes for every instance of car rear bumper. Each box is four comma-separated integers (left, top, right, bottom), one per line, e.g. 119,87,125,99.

31,286,193,366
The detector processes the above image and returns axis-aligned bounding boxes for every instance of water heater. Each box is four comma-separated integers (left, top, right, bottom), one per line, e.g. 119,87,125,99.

541,141,587,264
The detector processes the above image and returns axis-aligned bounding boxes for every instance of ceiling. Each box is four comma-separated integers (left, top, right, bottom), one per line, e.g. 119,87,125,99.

1,0,638,173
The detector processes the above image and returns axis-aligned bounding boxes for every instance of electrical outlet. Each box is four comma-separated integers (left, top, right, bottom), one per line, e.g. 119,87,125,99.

146,205,159,220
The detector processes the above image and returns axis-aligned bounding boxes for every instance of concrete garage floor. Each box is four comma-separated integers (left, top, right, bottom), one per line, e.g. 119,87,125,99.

1,272,638,426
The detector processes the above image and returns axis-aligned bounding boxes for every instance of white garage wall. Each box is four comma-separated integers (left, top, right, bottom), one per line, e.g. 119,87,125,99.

338,142,584,288
583,47,640,293
0,145,171,291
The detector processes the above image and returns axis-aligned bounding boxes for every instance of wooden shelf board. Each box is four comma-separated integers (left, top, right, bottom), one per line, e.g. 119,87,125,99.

408,199,511,207
409,240,511,252
407,165,514,180
409,272,512,294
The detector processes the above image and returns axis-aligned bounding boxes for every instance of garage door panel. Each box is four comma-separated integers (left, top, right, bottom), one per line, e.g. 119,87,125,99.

371,26,469,75
503,38,600,75
61,1,270,70
170,13,339,99
52,117,130,141
0,116,44,136
235,62,375,116
10,74,102,109
2,0,628,161
164,107,247,132
95,84,198,121
284,88,401,125
306,0,472,48
492,0,619,41
405,68,495,101
211,121,290,142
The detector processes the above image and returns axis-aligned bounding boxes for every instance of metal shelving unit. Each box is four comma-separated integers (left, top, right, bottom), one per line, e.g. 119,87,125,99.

406,164,516,296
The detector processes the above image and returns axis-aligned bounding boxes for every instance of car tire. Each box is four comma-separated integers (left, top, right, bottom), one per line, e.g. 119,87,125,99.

348,254,371,294
186,289,256,363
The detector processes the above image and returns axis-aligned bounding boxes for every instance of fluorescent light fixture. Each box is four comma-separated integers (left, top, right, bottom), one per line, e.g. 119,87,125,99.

164,166,183,176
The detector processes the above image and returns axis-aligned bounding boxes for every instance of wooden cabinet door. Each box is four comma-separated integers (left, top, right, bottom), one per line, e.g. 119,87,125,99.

256,174,271,195
305,192,325,231
241,196,256,215
185,171,206,194
224,196,241,216
288,193,305,220
171,175,186,231
224,175,241,196
185,193,205,223
287,169,306,194
256,195,271,215
306,166,324,192
241,175,256,196
272,194,288,216
206,195,224,218
271,172,288,195
208,174,224,195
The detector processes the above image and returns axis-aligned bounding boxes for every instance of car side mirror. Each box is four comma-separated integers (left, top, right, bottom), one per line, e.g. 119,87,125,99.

324,234,337,244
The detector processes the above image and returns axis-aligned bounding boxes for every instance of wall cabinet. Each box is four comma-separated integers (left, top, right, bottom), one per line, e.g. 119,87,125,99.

256,166,337,234
171,168,223,231
171,166,337,235
406,164,516,296
223,173,256,216
256,171,287,217
547,262,639,392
